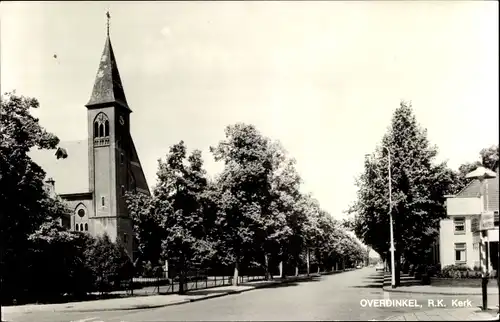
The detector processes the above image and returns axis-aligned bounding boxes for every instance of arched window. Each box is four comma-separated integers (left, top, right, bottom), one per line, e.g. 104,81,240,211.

93,113,110,138
75,224,79,231
80,223,84,231
84,223,88,231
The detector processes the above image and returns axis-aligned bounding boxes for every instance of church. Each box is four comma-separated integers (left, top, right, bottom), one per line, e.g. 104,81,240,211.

29,18,150,260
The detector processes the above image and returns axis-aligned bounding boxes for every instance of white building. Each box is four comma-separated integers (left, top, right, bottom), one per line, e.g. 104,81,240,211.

439,166,499,270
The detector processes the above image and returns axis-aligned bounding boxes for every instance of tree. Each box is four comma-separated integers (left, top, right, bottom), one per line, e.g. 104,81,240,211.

350,101,456,285
260,141,301,279
210,123,274,285
125,191,163,275
452,145,499,194
154,141,214,294
0,91,61,303
301,195,326,272
27,220,94,301
348,156,391,263
480,145,499,170
85,234,134,294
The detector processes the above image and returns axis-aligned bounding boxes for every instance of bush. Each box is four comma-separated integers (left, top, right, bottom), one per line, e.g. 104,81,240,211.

408,264,415,276
23,221,95,302
439,264,477,278
84,234,134,294
421,273,431,285
426,264,439,277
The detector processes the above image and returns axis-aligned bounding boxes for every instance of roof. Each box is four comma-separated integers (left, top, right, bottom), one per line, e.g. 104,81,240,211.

28,140,89,195
85,35,130,111
456,172,499,212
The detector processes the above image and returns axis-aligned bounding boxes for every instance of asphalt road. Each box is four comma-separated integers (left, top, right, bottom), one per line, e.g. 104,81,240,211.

4,268,498,322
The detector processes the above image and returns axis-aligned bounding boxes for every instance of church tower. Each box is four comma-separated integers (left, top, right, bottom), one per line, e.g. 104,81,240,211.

85,13,150,260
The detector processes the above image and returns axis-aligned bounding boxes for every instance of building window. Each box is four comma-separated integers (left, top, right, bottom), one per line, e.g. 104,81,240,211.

78,209,85,218
101,196,105,207
121,185,125,196
455,243,466,263
93,113,110,138
120,153,125,165
75,224,79,231
123,233,128,244
80,223,84,231
93,122,99,138
85,223,88,231
453,217,465,235
494,211,499,227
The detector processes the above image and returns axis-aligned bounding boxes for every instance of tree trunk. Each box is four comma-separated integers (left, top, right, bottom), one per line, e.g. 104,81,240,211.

233,260,239,286
264,253,270,281
295,265,299,276
178,271,185,295
395,251,401,287
306,248,310,276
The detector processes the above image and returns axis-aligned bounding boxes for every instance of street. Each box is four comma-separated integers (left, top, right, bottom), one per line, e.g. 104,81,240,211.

4,268,497,322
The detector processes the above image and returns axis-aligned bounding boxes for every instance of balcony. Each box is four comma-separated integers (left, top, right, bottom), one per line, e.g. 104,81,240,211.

94,137,110,147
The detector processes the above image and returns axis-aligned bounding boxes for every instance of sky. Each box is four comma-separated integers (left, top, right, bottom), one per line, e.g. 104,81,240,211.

2,1,499,224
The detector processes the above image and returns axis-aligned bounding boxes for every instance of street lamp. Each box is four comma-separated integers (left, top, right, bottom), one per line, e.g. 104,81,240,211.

465,166,497,311
366,146,396,288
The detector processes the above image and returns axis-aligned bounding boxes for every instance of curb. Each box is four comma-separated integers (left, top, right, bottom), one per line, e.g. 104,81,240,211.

381,274,498,296
382,285,499,296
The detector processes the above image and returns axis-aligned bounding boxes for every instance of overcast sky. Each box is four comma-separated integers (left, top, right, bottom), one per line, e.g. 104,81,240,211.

2,1,498,221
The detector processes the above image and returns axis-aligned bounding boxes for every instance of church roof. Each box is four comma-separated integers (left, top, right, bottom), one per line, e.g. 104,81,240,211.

29,140,89,195
85,35,130,111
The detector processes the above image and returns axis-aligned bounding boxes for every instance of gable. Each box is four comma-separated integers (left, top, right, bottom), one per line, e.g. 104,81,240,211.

29,140,89,195
457,176,499,211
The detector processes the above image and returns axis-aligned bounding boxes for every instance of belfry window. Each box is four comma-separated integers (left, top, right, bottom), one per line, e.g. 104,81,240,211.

93,113,110,139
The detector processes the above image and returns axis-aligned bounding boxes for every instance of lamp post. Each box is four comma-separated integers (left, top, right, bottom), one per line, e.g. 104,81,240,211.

465,166,496,311
366,146,396,288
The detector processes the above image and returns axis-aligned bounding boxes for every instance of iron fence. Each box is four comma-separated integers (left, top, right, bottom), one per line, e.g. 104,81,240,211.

127,268,269,296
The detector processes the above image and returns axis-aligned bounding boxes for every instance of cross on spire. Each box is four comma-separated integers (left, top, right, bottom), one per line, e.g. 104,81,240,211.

106,10,111,36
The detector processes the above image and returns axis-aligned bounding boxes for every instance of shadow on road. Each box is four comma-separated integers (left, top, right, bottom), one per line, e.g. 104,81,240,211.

183,289,234,297
252,276,324,289
350,284,383,289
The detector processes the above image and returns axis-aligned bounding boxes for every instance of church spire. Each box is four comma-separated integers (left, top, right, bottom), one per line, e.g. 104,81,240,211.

106,10,110,36
86,11,130,111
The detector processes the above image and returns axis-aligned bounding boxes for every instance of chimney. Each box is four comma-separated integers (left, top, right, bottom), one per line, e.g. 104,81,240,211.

45,177,56,197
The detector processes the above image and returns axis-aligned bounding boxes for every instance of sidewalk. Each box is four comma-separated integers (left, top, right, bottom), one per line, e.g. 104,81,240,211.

384,308,499,321
2,273,327,314
382,273,498,295
380,273,499,321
